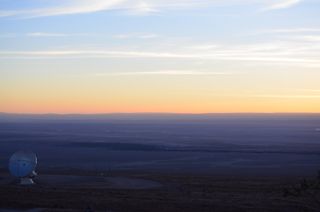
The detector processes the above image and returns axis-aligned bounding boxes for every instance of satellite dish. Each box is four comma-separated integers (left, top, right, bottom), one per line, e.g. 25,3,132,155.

8,151,38,185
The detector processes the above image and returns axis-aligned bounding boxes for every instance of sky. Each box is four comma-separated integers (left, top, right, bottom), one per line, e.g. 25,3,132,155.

0,0,320,114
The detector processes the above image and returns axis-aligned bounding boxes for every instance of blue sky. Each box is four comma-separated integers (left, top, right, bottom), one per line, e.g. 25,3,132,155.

1,0,319,62
0,0,320,113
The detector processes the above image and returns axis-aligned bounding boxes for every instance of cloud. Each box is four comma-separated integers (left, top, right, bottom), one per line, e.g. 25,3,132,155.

182,92,320,99
247,94,320,99
263,0,301,10
114,33,159,39
1,32,319,67
188,44,220,50
0,0,305,18
26,32,69,37
126,1,159,15
294,35,320,42
94,70,236,76
0,32,105,38
0,0,125,18
0,46,319,68
252,28,320,35
299,89,320,93
25,32,95,37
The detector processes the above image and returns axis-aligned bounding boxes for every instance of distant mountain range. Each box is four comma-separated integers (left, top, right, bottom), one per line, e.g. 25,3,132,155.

0,112,319,121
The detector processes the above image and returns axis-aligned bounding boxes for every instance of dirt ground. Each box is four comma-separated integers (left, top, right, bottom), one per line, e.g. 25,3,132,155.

1,169,319,212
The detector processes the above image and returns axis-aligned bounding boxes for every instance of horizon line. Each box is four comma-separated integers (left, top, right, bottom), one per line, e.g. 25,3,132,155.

1,112,320,116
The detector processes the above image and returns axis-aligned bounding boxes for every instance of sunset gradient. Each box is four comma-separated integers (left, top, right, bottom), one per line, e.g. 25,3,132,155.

1,0,320,113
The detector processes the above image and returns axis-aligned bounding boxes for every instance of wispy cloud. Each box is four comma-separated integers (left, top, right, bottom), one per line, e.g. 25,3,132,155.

247,94,320,99
1,29,320,67
294,35,320,42
26,32,69,37
263,0,302,10
0,0,305,18
25,32,96,37
114,33,159,39
0,0,125,18
252,28,320,35
125,1,159,15
187,44,220,50
298,89,320,93
0,32,158,39
207,93,320,99
94,70,236,76
0,46,319,68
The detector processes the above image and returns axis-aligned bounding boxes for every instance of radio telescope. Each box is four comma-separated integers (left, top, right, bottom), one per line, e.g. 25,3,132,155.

9,151,38,185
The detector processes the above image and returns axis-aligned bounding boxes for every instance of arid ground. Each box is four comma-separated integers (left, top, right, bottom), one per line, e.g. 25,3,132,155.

0,115,319,211
0,168,320,212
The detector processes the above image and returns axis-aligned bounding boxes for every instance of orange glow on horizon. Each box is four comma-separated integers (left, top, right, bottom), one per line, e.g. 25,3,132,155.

1,96,319,114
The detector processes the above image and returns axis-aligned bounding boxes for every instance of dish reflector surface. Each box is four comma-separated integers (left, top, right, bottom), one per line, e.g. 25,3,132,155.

9,151,37,178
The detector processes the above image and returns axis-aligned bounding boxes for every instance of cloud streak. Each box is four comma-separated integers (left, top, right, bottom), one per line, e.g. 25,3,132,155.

264,0,301,10
94,70,236,76
248,94,320,99
0,47,318,68
252,28,320,36
26,32,69,37
0,0,125,18
1,29,319,67
114,33,159,39
0,0,305,18
299,89,320,93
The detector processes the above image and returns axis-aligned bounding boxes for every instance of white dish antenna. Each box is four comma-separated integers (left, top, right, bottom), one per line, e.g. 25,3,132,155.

8,151,38,185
